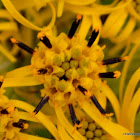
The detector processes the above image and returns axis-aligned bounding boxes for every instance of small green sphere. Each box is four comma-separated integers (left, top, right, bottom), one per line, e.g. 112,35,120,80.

56,69,65,77
71,48,81,59
86,131,94,139
88,123,96,131
95,122,101,129
62,62,70,70
79,58,88,67
81,120,88,129
94,129,102,137
53,56,62,66
100,135,108,140
51,75,59,85
65,69,72,79
77,68,85,77
78,128,86,136
58,80,67,92
70,60,78,68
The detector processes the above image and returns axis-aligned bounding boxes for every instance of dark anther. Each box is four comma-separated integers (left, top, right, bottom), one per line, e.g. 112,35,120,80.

0,109,9,114
90,95,106,114
10,38,35,54
99,71,121,79
78,85,87,94
87,29,99,47
38,32,52,49
0,81,3,88
68,104,78,125
37,68,47,74
12,122,28,129
68,14,82,39
33,95,49,115
102,57,128,65
60,75,68,81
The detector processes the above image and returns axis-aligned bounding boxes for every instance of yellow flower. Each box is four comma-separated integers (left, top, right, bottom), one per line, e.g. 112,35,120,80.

2,15,135,140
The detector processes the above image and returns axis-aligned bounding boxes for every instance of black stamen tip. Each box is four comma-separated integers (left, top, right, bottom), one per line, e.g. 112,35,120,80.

38,33,52,49
12,122,28,129
102,58,121,65
0,81,3,88
87,29,99,47
0,109,9,114
68,104,78,125
90,95,106,114
78,85,87,94
33,95,49,115
37,68,47,75
68,15,82,39
10,38,35,54
99,71,121,78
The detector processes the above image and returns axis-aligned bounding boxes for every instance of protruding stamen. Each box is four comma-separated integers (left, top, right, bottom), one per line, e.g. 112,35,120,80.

0,109,9,114
37,68,48,75
13,122,29,129
99,71,121,78
102,56,128,65
87,29,99,47
90,95,106,114
68,14,82,39
0,76,4,88
10,38,35,54
37,32,52,48
68,104,78,125
33,95,49,115
78,85,87,94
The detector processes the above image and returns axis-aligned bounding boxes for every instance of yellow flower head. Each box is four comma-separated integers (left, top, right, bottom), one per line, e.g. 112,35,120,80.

0,95,29,140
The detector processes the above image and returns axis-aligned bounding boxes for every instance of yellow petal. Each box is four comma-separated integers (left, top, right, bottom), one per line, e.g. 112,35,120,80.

0,22,17,31
1,0,56,31
0,44,16,62
57,121,73,140
3,76,43,87
100,84,120,122
19,132,53,140
128,88,140,132
78,15,92,40
55,107,85,140
119,44,140,103
65,0,96,5
120,68,140,127
57,0,64,17
12,100,61,140
80,100,134,140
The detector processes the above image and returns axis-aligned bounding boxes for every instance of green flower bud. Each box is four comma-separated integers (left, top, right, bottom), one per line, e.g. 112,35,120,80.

51,75,59,85
94,129,102,137
71,48,81,59
65,69,72,79
62,62,70,70
78,128,86,136
100,135,108,140
70,60,78,68
88,123,96,131
53,56,62,66
77,68,85,77
95,122,101,129
58,80,67,92
86,131,94,139
79,58,89,67
102,129,107,135
56,69,65,77
65,53,71,61
81,120,88,129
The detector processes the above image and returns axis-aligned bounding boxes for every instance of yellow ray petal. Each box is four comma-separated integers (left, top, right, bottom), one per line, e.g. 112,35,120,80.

57,0,64,17
65,0,96,5
1,0,56,31
120,68,140,126
0,44,16,62
55,107,85,140
5,65,33,78
19,132,53,140
78,15,92,40
119,44,140,103
111,17,136,43
3,76,43,87
0,22,18,31
100,84,120,122
12,100,61,140
128,88,140,132
80,100,134,140
57,121,73,140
